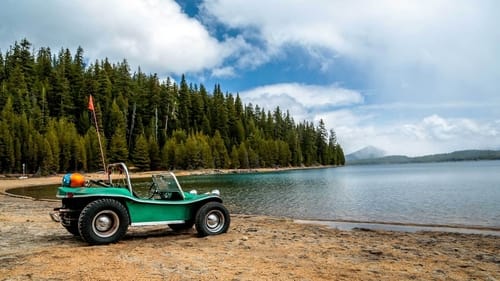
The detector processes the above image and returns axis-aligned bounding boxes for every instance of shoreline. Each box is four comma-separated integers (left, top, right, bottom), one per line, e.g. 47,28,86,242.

296,220,500,236
0,165,332,192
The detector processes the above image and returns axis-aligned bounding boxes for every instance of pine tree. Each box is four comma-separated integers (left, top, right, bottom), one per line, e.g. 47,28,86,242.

45,124,60,173
74,137,87,171
211,130,229,169
177,75,191,130
237,143,249,169
148,136,161,171
230,145,240,169
131,134,150,171
277,140,291,167
336,144,345,166
211,84,228,145
40,138,55,175
247,145,259,168
0,120,14,173
316,119,328,164
108,126,128,163
7,65,29,113
161,138,176,170
185,134,201,169
328,129,338,165
84,128,103,172
52,118,79,172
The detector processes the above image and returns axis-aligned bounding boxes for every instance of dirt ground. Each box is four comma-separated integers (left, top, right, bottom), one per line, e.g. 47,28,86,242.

0,176,499,281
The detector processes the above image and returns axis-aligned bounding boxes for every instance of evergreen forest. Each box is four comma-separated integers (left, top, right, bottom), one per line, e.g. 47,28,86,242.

0,39,345,175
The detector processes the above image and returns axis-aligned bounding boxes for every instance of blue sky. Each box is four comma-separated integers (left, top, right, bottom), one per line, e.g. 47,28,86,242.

1,0,499,156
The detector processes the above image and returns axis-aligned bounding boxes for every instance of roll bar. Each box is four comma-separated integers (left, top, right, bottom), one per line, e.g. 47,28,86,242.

107,162,133,195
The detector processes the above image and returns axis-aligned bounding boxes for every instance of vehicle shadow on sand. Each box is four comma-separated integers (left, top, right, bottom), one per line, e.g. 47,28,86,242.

38,226,198,247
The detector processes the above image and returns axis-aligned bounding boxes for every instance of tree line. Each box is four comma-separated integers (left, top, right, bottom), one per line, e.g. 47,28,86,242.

0,39,345,175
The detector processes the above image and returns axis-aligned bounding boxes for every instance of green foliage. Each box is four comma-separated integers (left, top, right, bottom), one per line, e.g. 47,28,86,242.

0,120,15,172
0,39,345,173
131,134,150,171
108,126,128,164
230,146,240,169
161,138,176,170
148,136,161,171
212,130,230,169
84,128,102,172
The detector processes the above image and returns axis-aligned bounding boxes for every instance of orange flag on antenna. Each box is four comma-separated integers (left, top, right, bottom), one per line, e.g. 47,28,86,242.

88,95,95,111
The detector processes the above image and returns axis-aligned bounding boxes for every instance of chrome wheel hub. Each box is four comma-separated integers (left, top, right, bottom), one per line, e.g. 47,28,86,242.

96,215,112,231
206,210,224,232
93,210,119,238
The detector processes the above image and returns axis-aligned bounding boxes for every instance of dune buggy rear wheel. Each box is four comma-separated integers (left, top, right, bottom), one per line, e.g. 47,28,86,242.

195,202,230,237
78,199,129,245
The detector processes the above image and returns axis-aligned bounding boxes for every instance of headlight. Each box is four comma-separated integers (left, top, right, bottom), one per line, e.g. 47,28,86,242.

211,189,220,196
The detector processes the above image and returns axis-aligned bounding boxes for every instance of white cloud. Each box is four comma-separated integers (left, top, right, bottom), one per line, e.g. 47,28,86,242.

402,115,498,142
202,0,500,101
239,83,363,121
241,83,363,108
0,0,233,74
211,66,236,78
316,109,370,128
328,112,500,156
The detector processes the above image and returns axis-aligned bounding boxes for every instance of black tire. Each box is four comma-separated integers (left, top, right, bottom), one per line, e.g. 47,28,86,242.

195,202,230,237
78,199,130,245
169,221,194,231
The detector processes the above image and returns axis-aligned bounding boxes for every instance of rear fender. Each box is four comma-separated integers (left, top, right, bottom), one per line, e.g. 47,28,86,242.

59,196,131,225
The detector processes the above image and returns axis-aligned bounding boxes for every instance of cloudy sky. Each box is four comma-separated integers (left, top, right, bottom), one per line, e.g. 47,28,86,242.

1,0,499,156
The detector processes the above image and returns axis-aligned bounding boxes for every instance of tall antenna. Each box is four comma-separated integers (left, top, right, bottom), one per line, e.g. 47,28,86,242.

88,95,106,172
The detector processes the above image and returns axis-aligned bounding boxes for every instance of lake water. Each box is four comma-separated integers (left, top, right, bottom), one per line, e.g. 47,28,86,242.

8,161,500,229
181,161,500,229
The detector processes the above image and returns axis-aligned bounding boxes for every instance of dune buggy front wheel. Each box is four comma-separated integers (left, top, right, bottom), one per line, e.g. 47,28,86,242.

195,202,230,237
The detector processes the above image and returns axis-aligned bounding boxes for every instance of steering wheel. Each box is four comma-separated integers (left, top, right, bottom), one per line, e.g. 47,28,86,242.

148,182,159,199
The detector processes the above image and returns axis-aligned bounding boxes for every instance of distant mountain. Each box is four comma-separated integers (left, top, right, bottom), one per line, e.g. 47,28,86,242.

346,146,386,161
347,149,500,165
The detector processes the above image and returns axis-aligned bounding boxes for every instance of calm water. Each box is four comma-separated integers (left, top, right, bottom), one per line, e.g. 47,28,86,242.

9,161,500,228
181,161,500,228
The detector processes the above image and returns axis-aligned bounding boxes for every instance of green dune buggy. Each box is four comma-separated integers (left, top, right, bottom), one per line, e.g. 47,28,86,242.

50,163,230,245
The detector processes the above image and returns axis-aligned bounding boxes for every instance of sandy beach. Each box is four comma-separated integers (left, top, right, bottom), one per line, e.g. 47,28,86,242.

0,174,498,280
